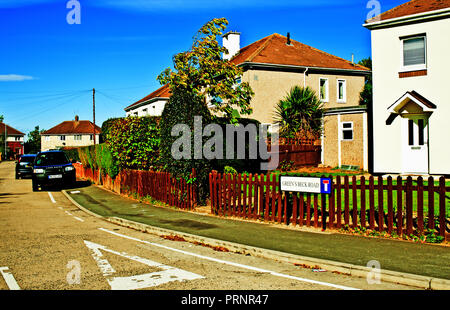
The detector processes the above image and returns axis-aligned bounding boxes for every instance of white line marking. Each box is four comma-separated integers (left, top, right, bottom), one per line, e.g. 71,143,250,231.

99,228,360,291
48,192,56,204
73,216,85,222
0,267,21,290
63,210,85,222
84,240,203,290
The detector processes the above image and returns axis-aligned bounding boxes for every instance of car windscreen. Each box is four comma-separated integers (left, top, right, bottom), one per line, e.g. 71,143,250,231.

20,156,36,163
35,153,69,166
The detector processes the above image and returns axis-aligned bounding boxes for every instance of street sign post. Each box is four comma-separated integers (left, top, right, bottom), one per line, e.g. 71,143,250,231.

279,176,332,194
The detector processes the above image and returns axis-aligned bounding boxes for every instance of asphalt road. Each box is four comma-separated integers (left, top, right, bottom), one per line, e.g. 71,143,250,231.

0,161,415,291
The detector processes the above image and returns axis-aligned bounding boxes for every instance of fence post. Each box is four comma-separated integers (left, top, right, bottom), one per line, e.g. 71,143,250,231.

360,176,366,229
417,176,424,235
387,176,393,234
344,176,350,226
378,176,384,232
439,177,446,238
406,177,413,236
428,176,435,230
336,176,341,229
352,176,358,228
397,176,403,236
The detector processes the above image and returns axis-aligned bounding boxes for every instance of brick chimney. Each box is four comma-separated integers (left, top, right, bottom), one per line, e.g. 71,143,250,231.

222,31,240,61
75,115,79,122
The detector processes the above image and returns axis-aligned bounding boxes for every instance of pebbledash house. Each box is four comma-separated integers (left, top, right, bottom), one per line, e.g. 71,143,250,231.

126,32,371,171
364,0,450,175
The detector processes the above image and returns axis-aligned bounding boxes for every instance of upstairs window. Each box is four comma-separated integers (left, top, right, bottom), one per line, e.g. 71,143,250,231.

402,35,426,71
337,79,346,103
60,135,66,141
319,78,329,102
74,135,82,141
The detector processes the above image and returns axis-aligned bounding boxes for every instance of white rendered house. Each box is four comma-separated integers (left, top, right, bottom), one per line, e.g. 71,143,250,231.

364,0,450,175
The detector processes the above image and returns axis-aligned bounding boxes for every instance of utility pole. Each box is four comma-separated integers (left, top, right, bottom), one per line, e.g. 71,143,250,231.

93,88,96,145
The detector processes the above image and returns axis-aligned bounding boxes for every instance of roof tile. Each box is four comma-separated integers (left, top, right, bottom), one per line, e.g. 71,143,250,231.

42,120,101,135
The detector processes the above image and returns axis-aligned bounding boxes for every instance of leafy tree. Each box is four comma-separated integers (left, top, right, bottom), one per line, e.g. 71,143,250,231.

358,57,373,106
157,18,254,124
25,126,44,154
0,115,4,158
274,86,324,139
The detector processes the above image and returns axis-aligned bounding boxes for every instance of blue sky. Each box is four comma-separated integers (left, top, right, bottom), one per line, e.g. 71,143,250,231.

0,0,406,137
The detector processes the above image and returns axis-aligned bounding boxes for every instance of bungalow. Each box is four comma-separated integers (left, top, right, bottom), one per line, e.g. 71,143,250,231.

0,123,25,160
364,0,450,175
40,116,101,151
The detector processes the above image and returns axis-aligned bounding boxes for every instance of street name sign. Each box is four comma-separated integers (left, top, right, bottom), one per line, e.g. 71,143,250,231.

279,176,332,194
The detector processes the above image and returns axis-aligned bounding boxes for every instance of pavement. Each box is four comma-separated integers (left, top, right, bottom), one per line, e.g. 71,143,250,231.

64,183,450,289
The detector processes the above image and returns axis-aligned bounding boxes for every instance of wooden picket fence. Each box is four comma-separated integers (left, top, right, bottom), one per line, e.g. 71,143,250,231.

209,172,450,239
73,163,197,210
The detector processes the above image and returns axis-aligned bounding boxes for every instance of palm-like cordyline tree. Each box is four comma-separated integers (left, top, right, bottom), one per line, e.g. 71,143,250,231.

274,86,324,139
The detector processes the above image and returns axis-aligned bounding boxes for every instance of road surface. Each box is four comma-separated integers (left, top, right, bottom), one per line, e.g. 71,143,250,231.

0,161,415,291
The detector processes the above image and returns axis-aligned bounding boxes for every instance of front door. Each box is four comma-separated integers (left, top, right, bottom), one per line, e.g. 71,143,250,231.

402,115,429,174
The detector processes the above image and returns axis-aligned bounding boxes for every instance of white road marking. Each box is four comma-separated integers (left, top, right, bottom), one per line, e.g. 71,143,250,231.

84,240,204,290
64,210,85,222
0,267,21,290
70,191,81,194
99,228,360,291
47,192,56,204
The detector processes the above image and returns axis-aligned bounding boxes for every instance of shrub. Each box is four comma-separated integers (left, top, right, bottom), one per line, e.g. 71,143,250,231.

159,87,213,204
62,148,80,162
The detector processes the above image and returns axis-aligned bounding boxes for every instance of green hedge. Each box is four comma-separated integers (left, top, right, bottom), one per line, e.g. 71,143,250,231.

78,144,119,178
105,116,160,170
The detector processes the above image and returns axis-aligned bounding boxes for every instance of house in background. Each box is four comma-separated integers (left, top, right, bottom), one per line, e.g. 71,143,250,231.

0,123,25,159
364,0,450,175
125,32,371,170
224,32,371,171
40,116,101,151
125,84,171,117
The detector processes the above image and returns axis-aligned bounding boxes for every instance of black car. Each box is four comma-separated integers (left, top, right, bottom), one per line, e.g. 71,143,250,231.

15,154,37,179
32,150,76,191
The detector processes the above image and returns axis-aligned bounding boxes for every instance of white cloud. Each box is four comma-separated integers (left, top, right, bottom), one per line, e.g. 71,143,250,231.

0,74,35,82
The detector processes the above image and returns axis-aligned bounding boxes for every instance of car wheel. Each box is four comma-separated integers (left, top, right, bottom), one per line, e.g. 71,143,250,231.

15,173,19,179
32,181,39,192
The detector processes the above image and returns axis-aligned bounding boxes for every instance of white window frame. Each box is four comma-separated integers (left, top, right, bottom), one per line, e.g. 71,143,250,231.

45,136,50,142
74,134,82,141
319,78,329,103
60,135,66,141
400,35,427,72
337,79,347,103
341,122,354,141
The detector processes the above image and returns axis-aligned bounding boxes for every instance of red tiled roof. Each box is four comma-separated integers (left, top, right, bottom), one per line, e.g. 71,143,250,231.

230,33,370,71
42,120,101,135
125,84,171,111
0,123,25,136
367,0,450,23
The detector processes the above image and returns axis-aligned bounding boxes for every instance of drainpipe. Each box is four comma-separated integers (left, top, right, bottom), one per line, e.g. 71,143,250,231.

303,67,309,88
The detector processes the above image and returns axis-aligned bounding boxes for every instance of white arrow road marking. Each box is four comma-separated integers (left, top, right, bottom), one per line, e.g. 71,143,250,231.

48,192,56,204
83,240,204,290
99,228,360,291
0,267,21,290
